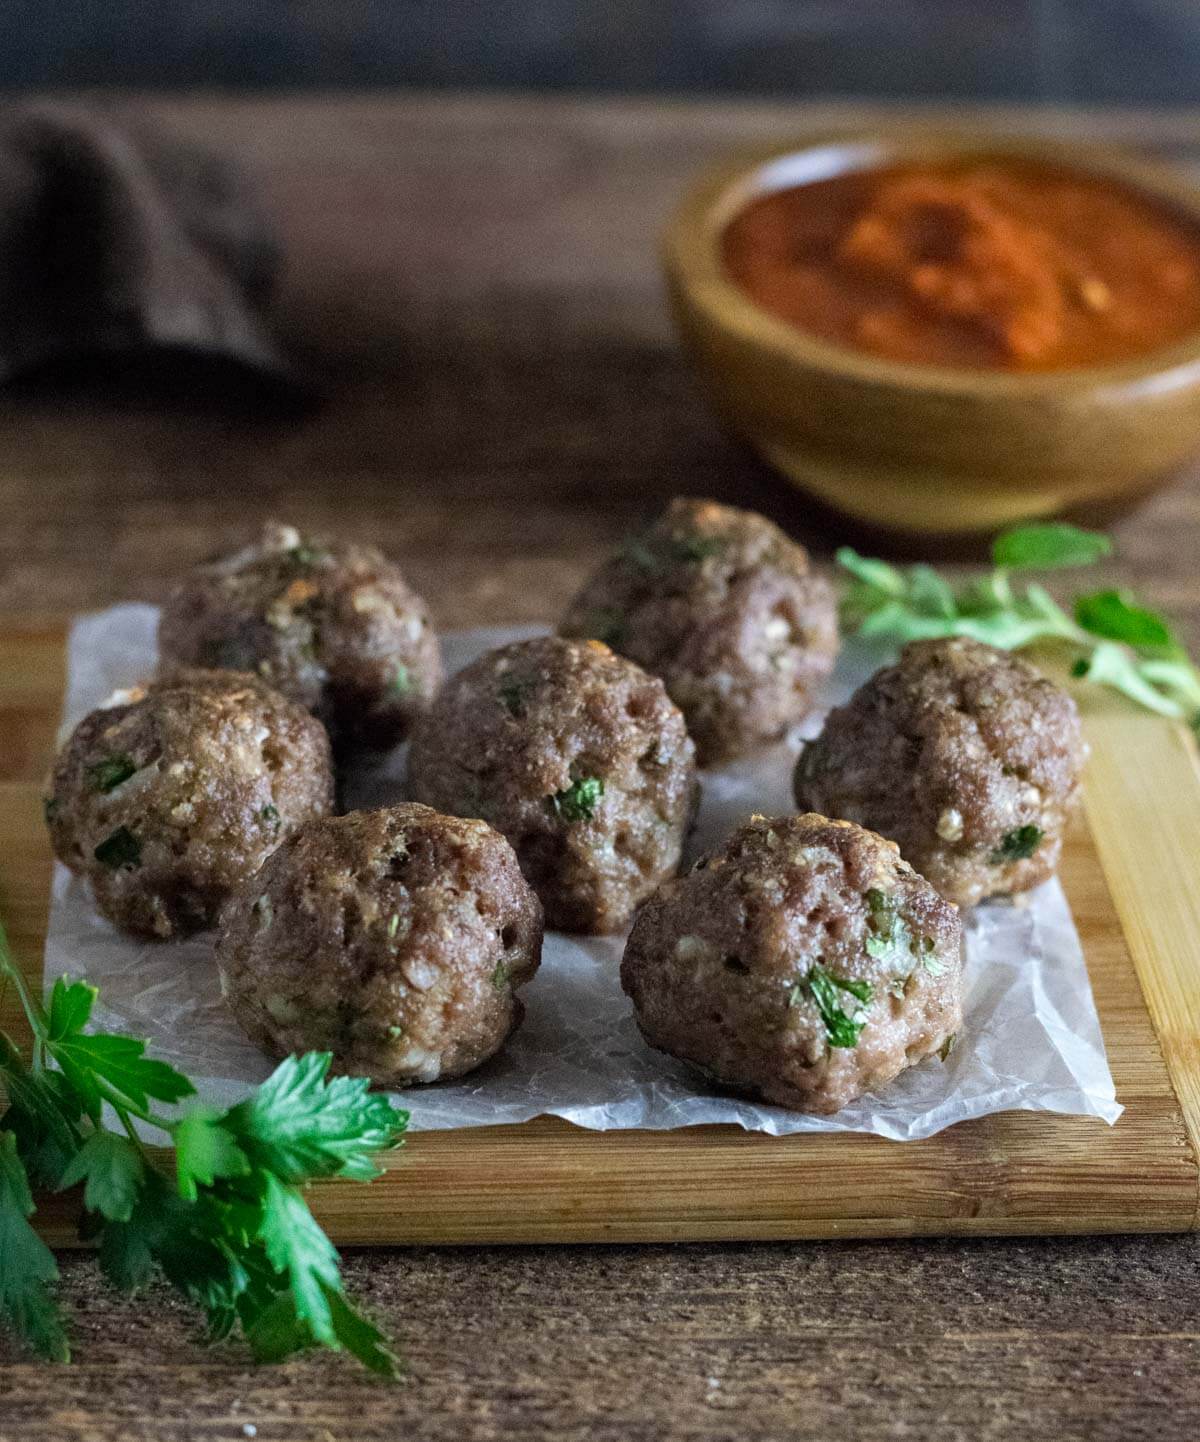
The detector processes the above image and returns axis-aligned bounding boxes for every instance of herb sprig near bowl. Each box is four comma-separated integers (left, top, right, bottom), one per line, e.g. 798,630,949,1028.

0,917,407,1375
838,523,1200,733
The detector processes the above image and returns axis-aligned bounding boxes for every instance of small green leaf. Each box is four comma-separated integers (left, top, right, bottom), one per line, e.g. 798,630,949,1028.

1075,590,1178,653
93,826,141,871
287,542,329,569
1083,642,1196,719
388,665,413,697
259,803,281,832
47,976,97,1041
0,1131,68,1362
87,755,137,793
47,1031,195,1118
836,547,906,596
175,1108,251,1202
905,564,958,619
498,677,533,716
223,1053,408,1185
244,1288,317,1364
800,965,871,1049
58,1131,145,1223
258,1173,341,1345
491,960,511,991
992,524,1112,571
325,1283,403,1378
990,825,1044,864
548,776,604,823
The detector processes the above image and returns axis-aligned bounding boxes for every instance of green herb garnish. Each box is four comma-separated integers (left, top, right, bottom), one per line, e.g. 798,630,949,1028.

93,827,141,871
838,524,1200,733
87,756,137,794
863,888,914,964
548,776,604,823
388,665,413,697
498,677,533,717
259,803,281,833
792,965,871,1049
286,542,329,570
491,960,511,991
386,913,400,940
990,824,1044,864
938,1034,957,1062
0,916,407,1373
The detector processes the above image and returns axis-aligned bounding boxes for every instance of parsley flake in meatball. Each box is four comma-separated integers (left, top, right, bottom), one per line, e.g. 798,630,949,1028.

407,636,699,933
218,804,543,1087
560,498,839,764
45,669,334,939
794,637,1086,907
158,522,442,753
621,813,964,1114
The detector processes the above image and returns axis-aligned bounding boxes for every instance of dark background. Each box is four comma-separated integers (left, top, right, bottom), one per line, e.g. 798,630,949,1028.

3,0,1197,103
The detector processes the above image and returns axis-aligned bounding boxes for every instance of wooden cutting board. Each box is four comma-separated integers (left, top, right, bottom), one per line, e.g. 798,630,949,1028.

3,626,1199,1245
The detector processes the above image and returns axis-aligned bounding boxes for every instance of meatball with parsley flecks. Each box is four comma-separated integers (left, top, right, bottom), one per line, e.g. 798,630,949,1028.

158,522,442,753
45,669,334,940
621,813,964,1115
559,497,839,765
217,805,543,1087
794,637,1086,908
406,636,699,933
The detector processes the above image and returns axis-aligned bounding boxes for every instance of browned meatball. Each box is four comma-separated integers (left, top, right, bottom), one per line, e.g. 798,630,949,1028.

794,638,1086,908
560,498,839,764
621,813,964,1115
217,804,543,1086
407,636,699,933
158,522,442,752
45,669,334,939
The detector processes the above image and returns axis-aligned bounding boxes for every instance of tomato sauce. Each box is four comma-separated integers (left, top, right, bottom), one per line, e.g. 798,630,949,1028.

721,158,1200,371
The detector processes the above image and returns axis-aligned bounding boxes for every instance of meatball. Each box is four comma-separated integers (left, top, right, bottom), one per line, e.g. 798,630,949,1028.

45,669,334,939
794,637,1086,908
621,813,964,1115
217,804,543,1086
559,497,839,764
406,636,699,933
158,522,442,752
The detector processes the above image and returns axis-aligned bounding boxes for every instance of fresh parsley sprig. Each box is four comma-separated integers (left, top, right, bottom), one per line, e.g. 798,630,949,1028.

0,915,408,1374
838,524,1200,733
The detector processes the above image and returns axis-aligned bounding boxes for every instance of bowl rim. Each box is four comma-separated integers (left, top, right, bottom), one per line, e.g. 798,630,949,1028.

664,123,1200,401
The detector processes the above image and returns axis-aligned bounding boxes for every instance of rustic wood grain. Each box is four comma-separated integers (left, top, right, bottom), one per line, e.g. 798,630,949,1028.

3,92,1200,1440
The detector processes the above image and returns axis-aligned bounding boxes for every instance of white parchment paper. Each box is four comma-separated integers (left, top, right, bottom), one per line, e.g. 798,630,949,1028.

43,605,1121,1138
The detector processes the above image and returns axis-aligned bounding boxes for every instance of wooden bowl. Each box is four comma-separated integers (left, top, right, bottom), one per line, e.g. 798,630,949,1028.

663,128,1200,536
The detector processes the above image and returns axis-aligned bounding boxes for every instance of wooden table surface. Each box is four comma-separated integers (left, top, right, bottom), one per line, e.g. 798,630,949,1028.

1,93,1199,1441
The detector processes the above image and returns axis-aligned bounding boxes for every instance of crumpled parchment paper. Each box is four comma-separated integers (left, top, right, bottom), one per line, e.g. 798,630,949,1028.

43,606,1121,1139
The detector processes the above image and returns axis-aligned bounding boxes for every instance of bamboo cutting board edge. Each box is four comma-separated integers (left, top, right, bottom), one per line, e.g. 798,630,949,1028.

2,626,1198,1245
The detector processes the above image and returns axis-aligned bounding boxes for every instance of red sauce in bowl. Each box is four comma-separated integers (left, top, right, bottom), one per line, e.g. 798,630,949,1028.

721,158,1200,371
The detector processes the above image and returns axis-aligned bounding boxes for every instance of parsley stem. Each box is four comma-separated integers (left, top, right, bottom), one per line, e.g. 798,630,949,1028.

87,1075,177,1139
0,920,50,1045
114,1104,152,1160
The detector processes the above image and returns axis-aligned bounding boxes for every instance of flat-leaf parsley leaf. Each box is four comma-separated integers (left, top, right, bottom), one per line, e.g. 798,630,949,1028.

0,915,408,1375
